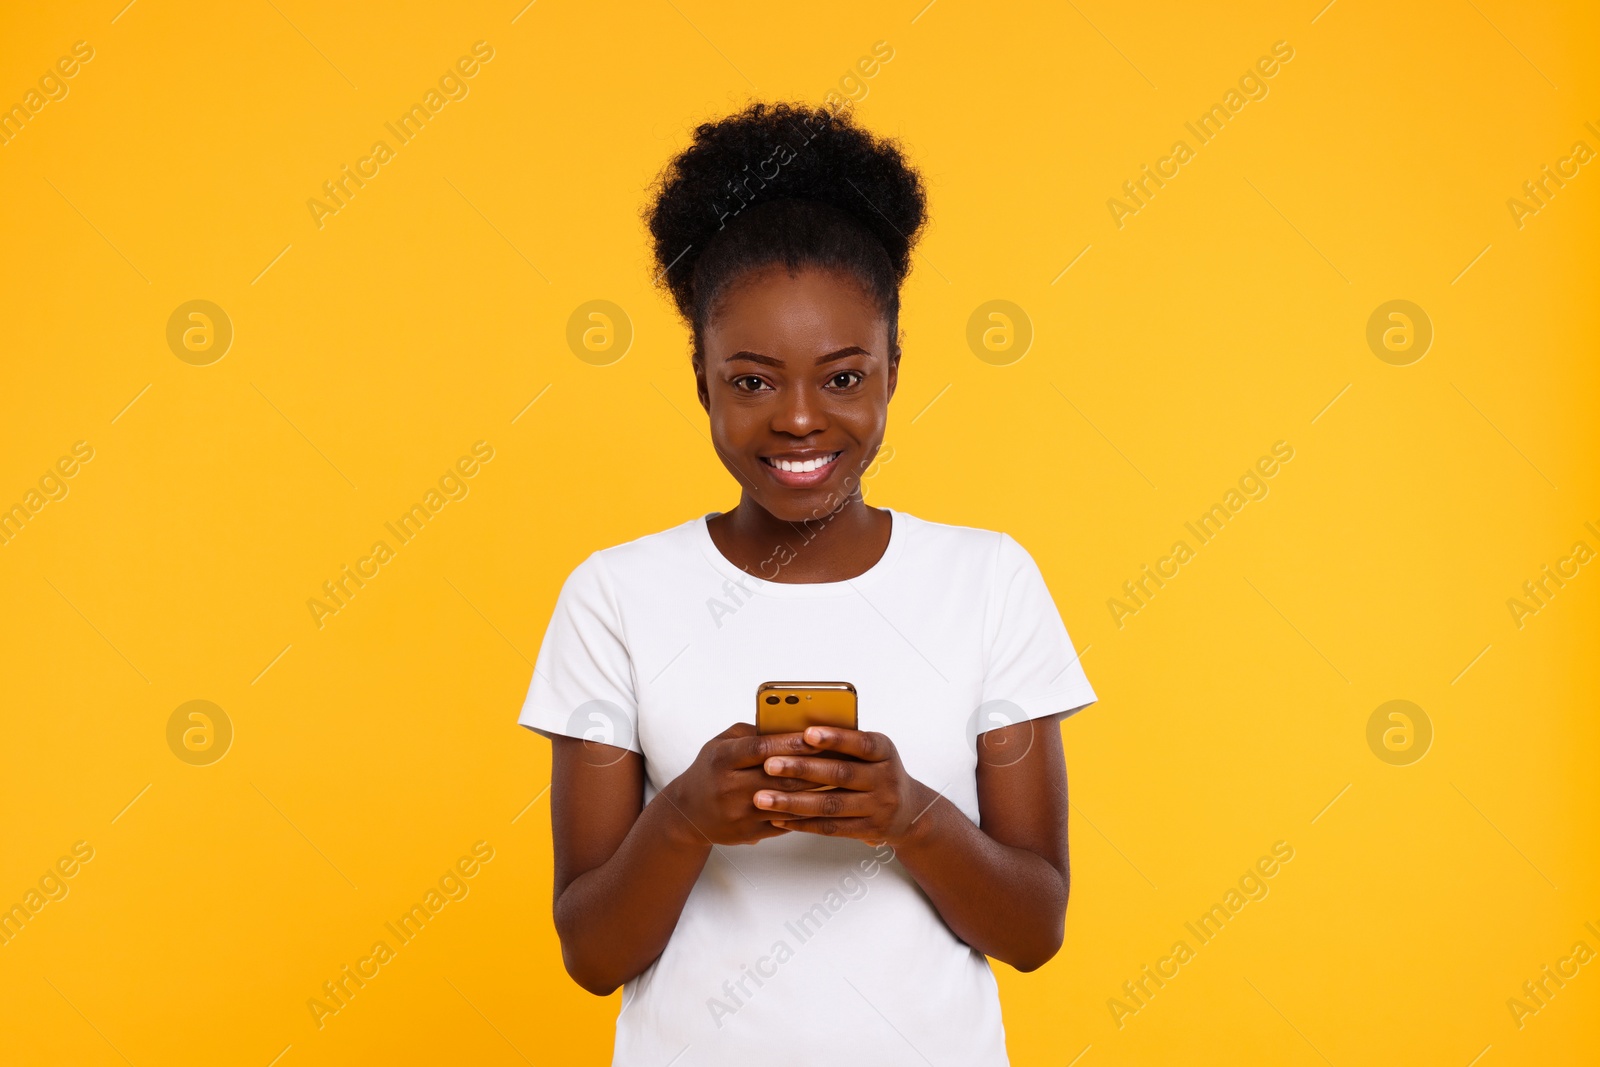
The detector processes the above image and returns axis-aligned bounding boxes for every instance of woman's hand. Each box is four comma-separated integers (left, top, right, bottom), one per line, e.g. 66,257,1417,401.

753,726,935,848
660,722,831,847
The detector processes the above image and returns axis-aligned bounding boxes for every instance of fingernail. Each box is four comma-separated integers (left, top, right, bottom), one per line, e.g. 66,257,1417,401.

755,792,775,807
766,759,787,774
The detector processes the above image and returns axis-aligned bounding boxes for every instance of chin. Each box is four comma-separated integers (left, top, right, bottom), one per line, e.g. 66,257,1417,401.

761,483,854,521
758,493,831,523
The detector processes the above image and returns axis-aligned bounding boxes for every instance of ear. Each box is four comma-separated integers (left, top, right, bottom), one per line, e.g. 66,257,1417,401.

694,356,710,413
886,338,900,403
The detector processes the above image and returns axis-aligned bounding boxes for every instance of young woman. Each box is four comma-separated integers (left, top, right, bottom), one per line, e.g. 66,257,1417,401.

519,101,1097,1066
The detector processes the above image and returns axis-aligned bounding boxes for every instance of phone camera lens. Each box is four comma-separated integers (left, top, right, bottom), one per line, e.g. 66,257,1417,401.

785,695,799,704
765,695,779,704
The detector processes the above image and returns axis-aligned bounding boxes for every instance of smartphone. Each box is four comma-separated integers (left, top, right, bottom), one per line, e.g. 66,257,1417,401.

756,681,857,792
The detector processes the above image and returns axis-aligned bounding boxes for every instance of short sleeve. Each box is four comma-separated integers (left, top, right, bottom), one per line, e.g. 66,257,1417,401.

979,533,1097,729
517,552,641,753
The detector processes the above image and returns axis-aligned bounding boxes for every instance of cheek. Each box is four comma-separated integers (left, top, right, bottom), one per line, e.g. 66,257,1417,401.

838,398,886,445
705,399,760,460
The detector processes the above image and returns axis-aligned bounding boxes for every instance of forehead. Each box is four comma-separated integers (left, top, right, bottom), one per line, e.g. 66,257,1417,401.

704,266,885,355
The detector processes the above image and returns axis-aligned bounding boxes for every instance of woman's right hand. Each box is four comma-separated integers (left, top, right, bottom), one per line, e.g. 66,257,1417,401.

660,722,825,846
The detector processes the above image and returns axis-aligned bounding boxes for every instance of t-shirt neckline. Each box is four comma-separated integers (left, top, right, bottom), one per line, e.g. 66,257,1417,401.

693,506,907,599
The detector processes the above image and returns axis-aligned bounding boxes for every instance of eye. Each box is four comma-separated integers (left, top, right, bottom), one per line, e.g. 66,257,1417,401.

828,370,864,389
732,375,771,393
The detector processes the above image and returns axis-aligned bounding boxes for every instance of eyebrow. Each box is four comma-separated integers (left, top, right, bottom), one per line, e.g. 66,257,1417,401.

726,345,870,368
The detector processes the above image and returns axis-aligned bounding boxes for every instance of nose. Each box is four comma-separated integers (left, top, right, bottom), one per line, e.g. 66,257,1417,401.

771,380,827,438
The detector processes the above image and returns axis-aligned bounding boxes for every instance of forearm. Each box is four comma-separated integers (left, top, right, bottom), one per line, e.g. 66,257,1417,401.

553,784,711,995
891,788,1069,971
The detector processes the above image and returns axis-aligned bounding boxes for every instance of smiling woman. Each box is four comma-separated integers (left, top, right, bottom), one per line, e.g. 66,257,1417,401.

517,101,1098,1067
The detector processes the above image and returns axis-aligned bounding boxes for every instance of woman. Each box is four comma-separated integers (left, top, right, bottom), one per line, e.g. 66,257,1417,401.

519,101,1097,1066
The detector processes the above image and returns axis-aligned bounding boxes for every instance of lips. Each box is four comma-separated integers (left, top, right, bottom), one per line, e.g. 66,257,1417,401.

760,450,842,488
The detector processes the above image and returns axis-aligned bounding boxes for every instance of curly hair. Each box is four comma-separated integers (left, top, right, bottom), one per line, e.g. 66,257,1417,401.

643,101,928,368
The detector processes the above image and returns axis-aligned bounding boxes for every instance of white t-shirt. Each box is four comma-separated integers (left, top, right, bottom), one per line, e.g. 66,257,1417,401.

518,507,1097,1067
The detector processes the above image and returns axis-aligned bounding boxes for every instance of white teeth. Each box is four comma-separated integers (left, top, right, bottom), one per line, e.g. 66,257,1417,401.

769,452,838,473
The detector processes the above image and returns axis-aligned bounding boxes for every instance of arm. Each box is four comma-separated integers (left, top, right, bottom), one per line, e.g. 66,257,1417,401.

549,724,829,995
755,714,1071,971
548,738,706,996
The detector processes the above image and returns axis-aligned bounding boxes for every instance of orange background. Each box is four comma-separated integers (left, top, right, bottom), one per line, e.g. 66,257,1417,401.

1,1,1596,1064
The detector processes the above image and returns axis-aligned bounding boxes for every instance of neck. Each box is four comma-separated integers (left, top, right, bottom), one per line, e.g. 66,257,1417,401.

713,492,887,583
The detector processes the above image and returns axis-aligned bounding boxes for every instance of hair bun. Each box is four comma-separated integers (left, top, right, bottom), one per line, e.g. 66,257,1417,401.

645,101,927,325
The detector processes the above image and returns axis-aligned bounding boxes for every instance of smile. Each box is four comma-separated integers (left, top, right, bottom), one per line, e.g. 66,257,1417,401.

759,450,844,488
761,452,841,473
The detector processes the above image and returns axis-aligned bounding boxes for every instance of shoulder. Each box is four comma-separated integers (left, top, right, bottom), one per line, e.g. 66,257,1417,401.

891,508,1027,576
559,514,705,593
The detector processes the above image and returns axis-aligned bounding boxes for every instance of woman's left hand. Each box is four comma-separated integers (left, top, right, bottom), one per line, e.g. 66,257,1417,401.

754,726,935,847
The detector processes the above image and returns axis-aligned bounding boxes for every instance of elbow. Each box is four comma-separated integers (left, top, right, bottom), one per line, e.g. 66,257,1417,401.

571,970,623,998
1001,876,1069,973
1006,922,1065,973
561,943,624,997
554,907,626,997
